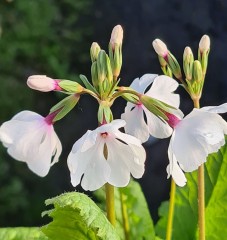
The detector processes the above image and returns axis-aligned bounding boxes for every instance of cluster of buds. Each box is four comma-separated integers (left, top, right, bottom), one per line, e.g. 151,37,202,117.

152,35,210,101
90,25,123,101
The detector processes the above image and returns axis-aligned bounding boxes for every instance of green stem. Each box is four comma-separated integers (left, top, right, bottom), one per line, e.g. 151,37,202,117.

166,178,176,240
193,98,205,240
111,88,141,100
120,191,130,240
105,183,116,226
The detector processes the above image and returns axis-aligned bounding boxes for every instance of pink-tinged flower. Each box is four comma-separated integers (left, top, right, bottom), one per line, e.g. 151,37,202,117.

0,111,62,177
67,119,146,191
167,103,227,187
121,74,180,143
27,75,62,92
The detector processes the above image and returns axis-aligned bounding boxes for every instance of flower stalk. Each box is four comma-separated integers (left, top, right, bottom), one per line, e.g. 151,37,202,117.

104,141,116,226
166,178,176,240
105,183,116,226
120,191,130,240
193,98,205,240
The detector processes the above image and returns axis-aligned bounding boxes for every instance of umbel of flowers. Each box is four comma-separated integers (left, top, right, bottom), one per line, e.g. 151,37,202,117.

0,25,183,226
0,24,227,240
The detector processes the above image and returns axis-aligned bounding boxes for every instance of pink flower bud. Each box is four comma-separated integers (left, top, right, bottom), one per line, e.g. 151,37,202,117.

27,75,61,92
199,35,210,53
110,25,123,49
152,39,168,57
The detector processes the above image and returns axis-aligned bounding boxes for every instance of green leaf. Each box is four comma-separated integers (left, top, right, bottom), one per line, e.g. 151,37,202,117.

155,140,227,240
94,180,156,240
79,74,99,95
0,227,48,240
58,80,83,93
41,192,120,240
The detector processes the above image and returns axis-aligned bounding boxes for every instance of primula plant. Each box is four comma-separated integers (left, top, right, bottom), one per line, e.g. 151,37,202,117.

0,25,227,240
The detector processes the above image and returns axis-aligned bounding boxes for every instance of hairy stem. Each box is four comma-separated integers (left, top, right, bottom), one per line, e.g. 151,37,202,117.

120,191,130,240
193,98,205,240
166,178,176,240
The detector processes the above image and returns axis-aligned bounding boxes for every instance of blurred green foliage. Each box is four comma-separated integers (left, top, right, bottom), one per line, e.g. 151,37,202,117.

0,0,93,226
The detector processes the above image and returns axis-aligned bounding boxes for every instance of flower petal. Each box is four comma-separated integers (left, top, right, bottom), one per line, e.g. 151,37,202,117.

201,103,227,114
145,75,180,108
27,129,53,177
167,134,187,187
121,105,149,143
81,138,110,191
12,110,43,122
68,137,110,191
130,74,158,94
106,138,132,186
144,108,173,138
97,119,126,134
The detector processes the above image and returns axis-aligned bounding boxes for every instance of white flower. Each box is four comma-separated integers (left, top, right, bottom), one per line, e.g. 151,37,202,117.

0,111,62,177
167,103,227,187
121,74,180,143
67,119,146,191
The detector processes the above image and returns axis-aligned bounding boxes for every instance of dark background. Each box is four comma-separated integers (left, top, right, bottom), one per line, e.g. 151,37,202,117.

0,0,226,226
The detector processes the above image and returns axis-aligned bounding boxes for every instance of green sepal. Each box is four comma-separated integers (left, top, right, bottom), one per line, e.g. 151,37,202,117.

121,93,139,104
50,94,80,122
98,103,113,123
141,95,176,120
41,192,120,240
58,80,83,93
167,52,182,80
79,74,99,95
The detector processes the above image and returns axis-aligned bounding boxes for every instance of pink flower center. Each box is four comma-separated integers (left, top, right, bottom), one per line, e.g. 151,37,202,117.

101,132,108,138
165,112,181,128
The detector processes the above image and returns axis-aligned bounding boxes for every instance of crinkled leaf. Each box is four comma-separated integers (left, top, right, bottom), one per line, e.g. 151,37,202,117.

41,192,120,240
94,180,156,240
0,227,48,240
155,139,227,240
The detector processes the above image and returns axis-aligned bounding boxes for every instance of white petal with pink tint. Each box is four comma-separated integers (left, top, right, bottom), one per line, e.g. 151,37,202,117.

0,111,62,176
167,104,227,186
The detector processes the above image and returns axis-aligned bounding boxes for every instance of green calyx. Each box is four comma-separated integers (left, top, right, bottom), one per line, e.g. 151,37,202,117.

50,94,80,122
58,80,84,93
98,101,113,124
109,42,122,80
140,95,176,121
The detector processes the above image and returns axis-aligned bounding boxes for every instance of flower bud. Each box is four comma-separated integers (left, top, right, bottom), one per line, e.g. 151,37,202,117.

27,75,61,92
193,60,203,83
166,52,182,80
198,35,210,75
199,35,210,53
90,42,101,62
109,25,123,80
183,47,194,81
96,50,113,96
152,39,168,57
110,25,123,50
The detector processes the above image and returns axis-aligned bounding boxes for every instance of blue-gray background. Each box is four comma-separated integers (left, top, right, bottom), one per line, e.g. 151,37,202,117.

0,0,226,226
